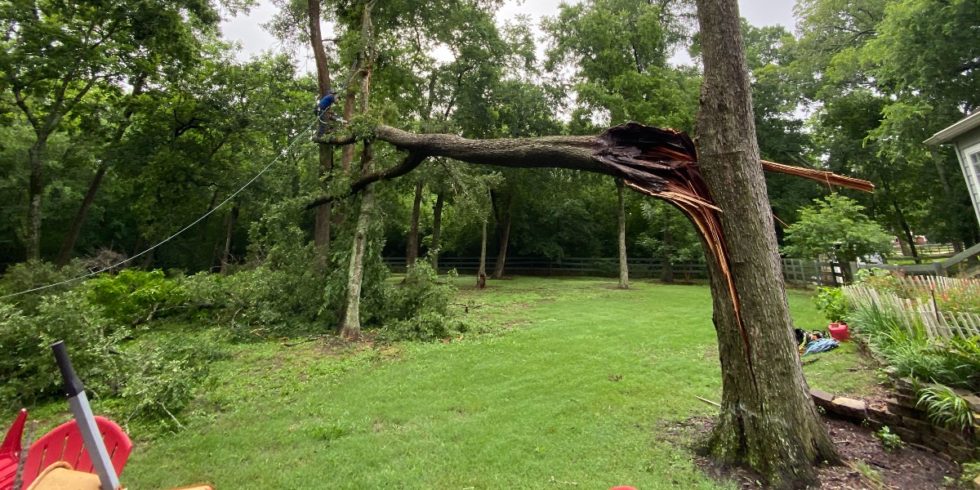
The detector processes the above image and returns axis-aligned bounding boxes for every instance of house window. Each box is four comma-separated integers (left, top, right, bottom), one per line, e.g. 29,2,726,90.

965,143,980,223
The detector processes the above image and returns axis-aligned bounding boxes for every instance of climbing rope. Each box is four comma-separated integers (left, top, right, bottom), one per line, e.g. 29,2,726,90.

0,118,318,300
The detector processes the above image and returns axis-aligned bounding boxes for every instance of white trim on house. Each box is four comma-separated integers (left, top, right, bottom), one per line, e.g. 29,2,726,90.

924,111,980,145
925,112,980,227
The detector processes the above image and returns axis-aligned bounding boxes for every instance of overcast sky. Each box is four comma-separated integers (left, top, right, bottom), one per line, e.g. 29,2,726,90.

221,0,798,68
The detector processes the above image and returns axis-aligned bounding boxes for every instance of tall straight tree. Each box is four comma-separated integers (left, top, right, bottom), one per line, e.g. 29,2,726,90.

308,0,336,262
694,0,839,486
616,178,629,289
339,0,377,340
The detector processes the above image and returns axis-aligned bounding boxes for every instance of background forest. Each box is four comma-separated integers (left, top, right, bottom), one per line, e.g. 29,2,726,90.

1,0,977,274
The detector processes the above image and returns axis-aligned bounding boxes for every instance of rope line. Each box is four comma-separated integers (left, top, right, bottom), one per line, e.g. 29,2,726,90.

1,118,318,300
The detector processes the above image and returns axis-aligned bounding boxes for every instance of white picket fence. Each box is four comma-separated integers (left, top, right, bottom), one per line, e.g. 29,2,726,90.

843,276,980,341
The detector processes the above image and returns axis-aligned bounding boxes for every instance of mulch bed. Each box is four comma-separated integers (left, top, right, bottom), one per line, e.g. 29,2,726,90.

664,416,961,489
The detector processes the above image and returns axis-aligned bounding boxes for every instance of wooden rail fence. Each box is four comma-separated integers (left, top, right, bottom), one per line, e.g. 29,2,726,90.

385,256,839,286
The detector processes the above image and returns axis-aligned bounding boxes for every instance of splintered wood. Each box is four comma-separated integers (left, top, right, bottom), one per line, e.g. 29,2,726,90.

591,122,874,348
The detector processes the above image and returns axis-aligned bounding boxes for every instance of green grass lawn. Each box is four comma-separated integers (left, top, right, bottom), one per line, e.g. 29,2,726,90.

107,277,877,488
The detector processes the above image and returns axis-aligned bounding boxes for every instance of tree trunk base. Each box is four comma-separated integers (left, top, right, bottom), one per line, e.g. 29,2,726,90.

706,406,840,489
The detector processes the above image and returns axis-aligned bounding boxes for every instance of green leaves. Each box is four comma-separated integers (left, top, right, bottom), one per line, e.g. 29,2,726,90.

545,0,698,132
783,193,893,263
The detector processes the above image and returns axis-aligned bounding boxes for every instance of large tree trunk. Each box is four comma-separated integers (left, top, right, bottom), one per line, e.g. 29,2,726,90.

26,138,47,261
661,208,675,283
429,192,445,271
694,0,839,487
882,180,920,263
491,191,512,280
339,0,376,341
308,0,335,264
927,147,962,253
406,180,423,267
57,162,108,265
477,216,488,289
340,188,373,340
616,179,629,289
220,203,240,274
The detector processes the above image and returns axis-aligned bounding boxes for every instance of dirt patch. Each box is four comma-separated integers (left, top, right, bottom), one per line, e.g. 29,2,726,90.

664,416,960,489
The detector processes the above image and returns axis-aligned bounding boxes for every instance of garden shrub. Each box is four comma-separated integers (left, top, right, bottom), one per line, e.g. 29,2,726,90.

916,384,973,431
874,426,904,451
814,286,847,323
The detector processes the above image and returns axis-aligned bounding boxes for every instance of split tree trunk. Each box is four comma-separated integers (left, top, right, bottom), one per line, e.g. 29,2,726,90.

309,126,870,210
406,180,423,267
616,179,629,289
430,192,445,271
694,1,839,487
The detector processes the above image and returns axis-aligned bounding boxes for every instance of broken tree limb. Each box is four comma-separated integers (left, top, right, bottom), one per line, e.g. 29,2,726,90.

761,159,874,193
308,122,873,208
306,152,427,209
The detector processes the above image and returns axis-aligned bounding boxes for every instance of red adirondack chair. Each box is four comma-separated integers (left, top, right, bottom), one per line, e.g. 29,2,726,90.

0,409,28,490
18,416,132,490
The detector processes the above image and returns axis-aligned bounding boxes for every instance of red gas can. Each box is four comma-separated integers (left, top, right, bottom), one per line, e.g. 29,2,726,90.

828,322,850,341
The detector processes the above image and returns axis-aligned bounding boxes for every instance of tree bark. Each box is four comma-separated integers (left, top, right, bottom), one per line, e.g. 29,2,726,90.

57,162,108,265
661,218,675,283
220,203,240,274
616,179,629,289
882,180,920,264
491,191,512,280
694,1,839,487
308,0,335,264
26,138,48,261
429,192,445,271
339,0,376,341
477,216,488,289
406,180,424,267
340,188,373,340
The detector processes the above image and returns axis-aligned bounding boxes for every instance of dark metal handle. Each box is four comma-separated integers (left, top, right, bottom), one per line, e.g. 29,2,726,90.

51,341,84,397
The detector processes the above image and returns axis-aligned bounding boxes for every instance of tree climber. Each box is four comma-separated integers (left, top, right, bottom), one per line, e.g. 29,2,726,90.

314,90,340,136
